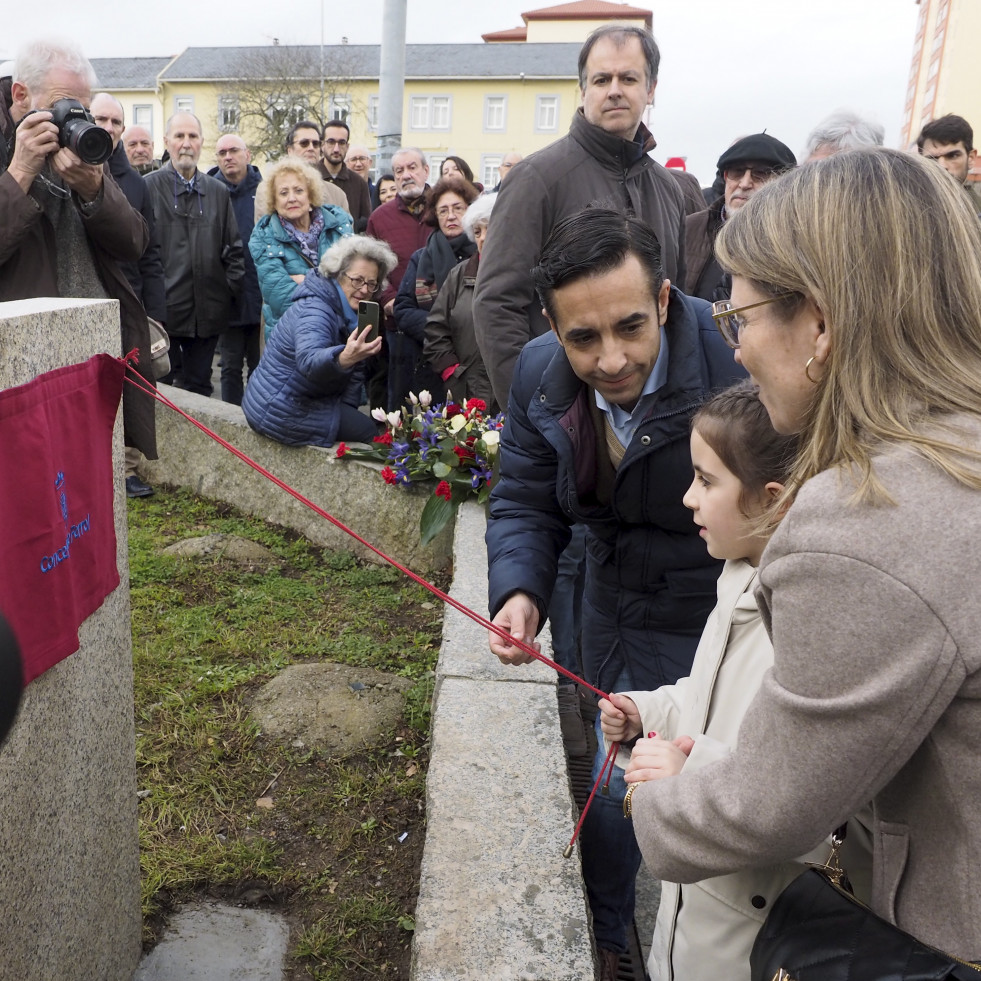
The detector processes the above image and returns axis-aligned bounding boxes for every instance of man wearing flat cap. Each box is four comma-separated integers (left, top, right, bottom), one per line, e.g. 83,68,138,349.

684,133,796,301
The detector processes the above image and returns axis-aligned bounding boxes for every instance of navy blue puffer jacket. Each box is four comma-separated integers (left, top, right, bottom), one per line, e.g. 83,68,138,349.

486,287,746,693
241,271,363,448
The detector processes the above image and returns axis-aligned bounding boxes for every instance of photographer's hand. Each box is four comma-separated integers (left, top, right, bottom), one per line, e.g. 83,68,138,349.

51,147,104,203
7,111,59,193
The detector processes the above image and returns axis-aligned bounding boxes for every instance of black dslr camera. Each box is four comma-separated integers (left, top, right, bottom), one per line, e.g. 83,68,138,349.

48,98,113,165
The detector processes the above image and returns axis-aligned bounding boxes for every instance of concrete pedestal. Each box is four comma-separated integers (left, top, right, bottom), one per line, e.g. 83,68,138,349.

0,298,141,981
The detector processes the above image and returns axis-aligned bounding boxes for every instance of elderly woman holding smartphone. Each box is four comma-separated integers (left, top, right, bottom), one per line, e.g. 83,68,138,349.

626,148,981,966
242,235,397,448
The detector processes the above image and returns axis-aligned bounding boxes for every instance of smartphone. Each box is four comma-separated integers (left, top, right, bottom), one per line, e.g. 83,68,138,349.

358,300,381,344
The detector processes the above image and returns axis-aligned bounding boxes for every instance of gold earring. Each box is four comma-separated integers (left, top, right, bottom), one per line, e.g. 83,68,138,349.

805,356,821,385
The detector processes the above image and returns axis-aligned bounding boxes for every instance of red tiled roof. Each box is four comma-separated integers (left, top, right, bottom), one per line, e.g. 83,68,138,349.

482,27,530,41
521,1,652,26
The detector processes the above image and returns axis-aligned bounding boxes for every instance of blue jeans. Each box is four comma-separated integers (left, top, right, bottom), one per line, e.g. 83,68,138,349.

579,631,700,954
547,523,586,675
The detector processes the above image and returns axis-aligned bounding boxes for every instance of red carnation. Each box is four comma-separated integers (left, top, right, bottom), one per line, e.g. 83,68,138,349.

452,445,472,461
373,431,393,445
335,442,348,458
466,398,487,413
445,403,461,417
435,480,453,501
381,466,398,485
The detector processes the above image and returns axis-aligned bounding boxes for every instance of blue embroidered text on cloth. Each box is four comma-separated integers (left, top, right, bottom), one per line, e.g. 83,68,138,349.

0,355,124,683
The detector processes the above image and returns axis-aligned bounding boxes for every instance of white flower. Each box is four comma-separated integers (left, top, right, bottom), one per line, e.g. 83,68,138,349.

370,407,387,422
449,414,468,433
482,430,500,455
386,410,403,429
408,392,419,405
418,390,432,408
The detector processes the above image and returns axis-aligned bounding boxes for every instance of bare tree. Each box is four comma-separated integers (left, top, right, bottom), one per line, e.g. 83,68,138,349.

221,45,371,163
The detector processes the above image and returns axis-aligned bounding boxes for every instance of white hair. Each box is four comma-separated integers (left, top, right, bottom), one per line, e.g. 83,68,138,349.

14,38,97,93
803,110,885,160
463,193,497,241
318,234,399,291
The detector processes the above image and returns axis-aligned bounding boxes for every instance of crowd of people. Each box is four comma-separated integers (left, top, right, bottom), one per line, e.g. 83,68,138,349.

2,26,981,981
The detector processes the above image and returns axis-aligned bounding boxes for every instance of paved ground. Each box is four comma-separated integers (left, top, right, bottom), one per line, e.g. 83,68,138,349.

132,903,289,981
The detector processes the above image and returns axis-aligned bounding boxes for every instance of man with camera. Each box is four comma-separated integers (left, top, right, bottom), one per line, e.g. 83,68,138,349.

0,39,157,463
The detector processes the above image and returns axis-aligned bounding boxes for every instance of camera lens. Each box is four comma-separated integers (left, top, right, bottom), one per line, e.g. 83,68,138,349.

64,120,113,166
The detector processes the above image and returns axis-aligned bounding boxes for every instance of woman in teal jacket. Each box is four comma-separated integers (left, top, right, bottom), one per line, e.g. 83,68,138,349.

250,158,353,339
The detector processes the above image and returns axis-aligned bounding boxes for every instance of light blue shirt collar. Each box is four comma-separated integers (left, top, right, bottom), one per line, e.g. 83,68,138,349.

594,325,669,448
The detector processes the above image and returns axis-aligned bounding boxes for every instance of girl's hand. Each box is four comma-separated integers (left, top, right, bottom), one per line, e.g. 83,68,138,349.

623,734,689,782
338,324,383,368
598,693,642,744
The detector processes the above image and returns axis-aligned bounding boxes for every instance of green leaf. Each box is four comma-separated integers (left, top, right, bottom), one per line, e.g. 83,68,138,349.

432,462,452,479
419,494,455,545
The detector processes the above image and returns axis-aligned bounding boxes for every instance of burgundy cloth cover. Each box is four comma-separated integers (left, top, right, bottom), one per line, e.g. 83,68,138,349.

0,355,125,683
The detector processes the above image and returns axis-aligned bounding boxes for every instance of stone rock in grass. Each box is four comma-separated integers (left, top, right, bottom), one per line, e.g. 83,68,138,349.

163,534,281,570
251,662,412,754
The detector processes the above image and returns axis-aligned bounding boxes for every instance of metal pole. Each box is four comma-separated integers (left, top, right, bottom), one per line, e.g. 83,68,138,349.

377,0,407,176
319,0,325,122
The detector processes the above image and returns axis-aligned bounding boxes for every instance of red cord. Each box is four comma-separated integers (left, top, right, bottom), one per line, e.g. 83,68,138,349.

123,365,622,851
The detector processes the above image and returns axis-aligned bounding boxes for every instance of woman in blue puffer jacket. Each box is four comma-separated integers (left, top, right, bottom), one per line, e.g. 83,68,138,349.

250,159,353,340
242,235,398,448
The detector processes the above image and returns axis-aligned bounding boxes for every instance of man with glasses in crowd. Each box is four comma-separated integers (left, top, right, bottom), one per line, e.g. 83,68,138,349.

318,118,370,231
345,144,374,200
684,133,796,303
284,119,349,213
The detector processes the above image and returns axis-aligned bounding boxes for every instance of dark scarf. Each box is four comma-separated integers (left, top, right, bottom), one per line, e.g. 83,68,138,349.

414,232,476,311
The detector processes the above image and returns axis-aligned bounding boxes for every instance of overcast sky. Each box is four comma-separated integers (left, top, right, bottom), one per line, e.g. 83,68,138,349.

4,1,922,182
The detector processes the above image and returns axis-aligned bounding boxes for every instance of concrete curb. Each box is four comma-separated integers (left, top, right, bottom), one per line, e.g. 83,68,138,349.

411,502,596,981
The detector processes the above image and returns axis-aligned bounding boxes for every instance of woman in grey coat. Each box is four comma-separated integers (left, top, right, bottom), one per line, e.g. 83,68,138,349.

628,148,981,963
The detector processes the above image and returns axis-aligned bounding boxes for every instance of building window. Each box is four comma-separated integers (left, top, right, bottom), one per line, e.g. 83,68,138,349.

535,95,559,132
484,96,507,132
431,97,451,130
329,94,351,123
368,95,379,131
218,95,239,131
174,96,194,114
133,104,153,133
482,154,503,188
430,155,446,177
409,96,451,131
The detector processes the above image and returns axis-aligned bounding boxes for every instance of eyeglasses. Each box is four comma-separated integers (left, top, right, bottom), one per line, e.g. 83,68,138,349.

342,272,379,292
436,203,467,219
324,138,348,147
348,155,370,163
292,138,321,149
724,166,779,183
711,293,795,348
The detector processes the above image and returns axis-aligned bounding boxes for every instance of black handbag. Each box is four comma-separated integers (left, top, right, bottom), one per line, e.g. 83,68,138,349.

751,827,981,981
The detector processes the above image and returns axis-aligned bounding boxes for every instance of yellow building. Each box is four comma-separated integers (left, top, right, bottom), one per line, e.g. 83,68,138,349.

92,0,654,187
901,0,981,152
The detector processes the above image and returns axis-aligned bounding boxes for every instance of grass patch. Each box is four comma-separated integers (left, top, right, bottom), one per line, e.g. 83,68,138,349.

130,487,444,980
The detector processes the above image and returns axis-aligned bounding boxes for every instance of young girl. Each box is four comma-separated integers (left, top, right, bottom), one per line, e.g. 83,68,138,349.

599,382,870,981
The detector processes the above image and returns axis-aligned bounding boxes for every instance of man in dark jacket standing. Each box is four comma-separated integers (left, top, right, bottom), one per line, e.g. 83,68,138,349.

365,147,433,409
145,112,244,398
486,210,744,979
0,42,156,466
473,24,686,410
209,133,262,405
318,119,371,232
684,133,795,302
90,92,167,497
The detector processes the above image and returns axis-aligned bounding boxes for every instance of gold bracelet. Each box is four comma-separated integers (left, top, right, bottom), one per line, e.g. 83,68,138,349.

623,781,640,819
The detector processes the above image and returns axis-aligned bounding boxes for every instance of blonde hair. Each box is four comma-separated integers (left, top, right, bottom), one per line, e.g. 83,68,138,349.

255,158,325,216
715,147,981,503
